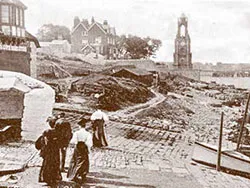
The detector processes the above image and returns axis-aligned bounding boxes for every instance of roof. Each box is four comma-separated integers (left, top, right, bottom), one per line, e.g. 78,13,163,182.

88,22,107,34
71,22,88,35
0,0,27,9
25,31,40,48
81,43,95,51
114,68,153,76
71,17,116,36
0,77,31,93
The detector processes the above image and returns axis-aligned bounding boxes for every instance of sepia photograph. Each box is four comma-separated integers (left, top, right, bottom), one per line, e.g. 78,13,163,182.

0,0,250,187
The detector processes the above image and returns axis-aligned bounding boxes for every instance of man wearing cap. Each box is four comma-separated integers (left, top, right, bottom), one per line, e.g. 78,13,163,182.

67,117,92,183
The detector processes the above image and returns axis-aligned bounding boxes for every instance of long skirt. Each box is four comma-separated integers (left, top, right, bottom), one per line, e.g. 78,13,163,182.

92,120,108,147
39,148,61,185
67,142,89,183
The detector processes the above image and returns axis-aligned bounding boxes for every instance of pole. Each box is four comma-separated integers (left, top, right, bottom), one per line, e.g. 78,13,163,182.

236,92,250,151
217,112,224,171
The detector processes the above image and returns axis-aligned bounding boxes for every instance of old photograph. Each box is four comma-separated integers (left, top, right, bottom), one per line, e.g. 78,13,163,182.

0,0,250,187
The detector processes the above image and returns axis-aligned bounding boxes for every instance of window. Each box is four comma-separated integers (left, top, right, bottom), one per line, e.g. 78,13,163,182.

12,26,16,36
9,6,12,24
2,26,11,35
16,7,19,26
12,6,16,25
1,5,9,23
83,31,87,36
17,27,21,37
95,36,101,43
20,9,23,27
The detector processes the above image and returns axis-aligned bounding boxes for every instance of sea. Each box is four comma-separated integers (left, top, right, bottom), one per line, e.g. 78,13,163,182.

200,76,250,90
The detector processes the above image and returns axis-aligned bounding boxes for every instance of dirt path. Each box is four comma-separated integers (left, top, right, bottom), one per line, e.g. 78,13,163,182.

108,89,166,118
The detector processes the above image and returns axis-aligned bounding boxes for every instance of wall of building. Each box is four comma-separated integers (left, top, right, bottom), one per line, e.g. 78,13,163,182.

0,90,24,119
30,42,37,78
88,24,106,44
0,50,31,75
71,25,86,53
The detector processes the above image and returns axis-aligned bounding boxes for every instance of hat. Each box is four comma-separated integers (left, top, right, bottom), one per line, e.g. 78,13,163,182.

77,117,90,126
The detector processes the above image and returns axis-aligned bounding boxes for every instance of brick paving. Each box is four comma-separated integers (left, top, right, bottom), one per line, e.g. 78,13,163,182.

1,116,250,187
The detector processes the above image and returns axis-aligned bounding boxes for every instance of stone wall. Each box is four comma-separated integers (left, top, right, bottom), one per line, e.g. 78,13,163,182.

0,50,31,76
171,69,200,81
105,59,157,71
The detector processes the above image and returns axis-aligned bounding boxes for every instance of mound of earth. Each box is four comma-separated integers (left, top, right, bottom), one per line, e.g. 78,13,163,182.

36,53,103,79
159,73,195,94
135,95,194,128
71,74,154,111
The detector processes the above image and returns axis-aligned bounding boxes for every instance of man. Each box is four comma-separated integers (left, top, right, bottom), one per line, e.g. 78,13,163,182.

55,119,73,172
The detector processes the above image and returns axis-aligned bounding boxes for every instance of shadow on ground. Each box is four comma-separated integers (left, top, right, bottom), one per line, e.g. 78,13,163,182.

59,171,155,188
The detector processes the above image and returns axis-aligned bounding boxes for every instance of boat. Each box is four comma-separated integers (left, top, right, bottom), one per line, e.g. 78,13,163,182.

192,92,250,177
192,142,250,176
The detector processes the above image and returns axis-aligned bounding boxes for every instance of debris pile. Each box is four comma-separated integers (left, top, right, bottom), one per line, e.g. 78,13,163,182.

71,75,154,111
132,95,194,132
159,73,194,94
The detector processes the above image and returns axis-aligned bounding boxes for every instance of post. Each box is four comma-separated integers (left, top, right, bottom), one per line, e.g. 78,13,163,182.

236,93,250,151
217,112,224,171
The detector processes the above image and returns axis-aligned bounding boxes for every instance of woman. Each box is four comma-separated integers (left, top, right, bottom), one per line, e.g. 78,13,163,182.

36,117,62,186
90,109,109,147
67,118,92,184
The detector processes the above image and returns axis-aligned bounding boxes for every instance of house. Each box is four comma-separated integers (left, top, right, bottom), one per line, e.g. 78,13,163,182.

112,68,154,86
38,40,71,55
71,16,117,59
0,0,40,77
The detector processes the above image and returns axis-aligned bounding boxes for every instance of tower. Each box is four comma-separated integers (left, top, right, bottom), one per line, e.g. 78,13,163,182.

173,14,192,68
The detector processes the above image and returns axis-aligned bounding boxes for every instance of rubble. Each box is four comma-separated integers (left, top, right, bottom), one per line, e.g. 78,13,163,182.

70,75,154,111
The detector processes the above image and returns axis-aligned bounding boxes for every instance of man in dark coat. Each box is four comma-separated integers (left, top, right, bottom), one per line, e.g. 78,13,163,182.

55,119,73,172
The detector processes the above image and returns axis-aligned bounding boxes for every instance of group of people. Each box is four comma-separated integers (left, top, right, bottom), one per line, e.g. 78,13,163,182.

35,110,109,186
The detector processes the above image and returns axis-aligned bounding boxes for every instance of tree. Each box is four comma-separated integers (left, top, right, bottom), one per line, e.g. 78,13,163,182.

116,35,162,59
144,37,162,58
37,24,71,43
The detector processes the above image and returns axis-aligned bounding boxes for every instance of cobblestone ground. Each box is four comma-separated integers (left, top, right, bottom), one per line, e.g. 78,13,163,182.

1,91,250,187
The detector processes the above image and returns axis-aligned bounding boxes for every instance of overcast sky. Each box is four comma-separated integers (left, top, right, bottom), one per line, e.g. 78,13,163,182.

22,0,250,63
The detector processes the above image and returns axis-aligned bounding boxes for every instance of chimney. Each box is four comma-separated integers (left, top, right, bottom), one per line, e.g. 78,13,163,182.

103,20,108,25
91,16,95,24
74,16,80,27
103,20,109,32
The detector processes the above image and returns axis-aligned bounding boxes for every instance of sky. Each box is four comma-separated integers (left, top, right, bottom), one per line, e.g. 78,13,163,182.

22,0,250,63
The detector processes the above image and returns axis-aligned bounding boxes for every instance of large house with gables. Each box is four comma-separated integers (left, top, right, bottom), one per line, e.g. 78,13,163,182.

71,16,117,59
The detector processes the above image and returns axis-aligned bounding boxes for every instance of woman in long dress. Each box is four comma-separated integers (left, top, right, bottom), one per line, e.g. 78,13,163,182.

36,119,62,186
67,118,92,184
91,109,109,147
